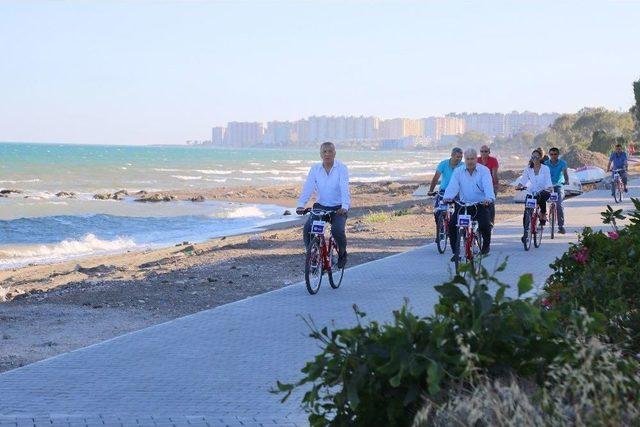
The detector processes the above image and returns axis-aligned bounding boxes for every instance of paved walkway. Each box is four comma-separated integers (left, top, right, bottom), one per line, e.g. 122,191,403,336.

0,180,637,427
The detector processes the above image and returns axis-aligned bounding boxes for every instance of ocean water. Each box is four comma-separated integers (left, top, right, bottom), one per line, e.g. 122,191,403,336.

0,142,444,269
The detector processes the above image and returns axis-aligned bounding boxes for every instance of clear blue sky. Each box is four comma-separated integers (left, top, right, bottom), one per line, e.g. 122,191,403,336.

1,0,639,145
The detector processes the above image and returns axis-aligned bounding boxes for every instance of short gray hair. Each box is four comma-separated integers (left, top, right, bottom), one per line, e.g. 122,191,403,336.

451,147,463,155
320,141,335,150
464,147,477,158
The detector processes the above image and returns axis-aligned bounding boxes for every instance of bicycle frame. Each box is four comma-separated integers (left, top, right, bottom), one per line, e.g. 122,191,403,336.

454,202,480,261
308,209,338,271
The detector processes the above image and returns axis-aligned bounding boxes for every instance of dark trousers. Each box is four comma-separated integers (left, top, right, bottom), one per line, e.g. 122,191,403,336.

303,203,347,255
553,185,565,227
523,191,550,229
448,204,492,253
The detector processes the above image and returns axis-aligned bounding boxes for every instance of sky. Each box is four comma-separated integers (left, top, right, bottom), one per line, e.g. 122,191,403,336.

1,0,639,145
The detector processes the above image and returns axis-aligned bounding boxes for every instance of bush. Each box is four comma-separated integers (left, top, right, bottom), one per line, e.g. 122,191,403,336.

412,330,640,427
544,199,640,352
274,263,584,426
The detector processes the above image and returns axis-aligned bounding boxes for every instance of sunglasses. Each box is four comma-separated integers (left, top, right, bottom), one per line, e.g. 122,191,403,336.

480,150,490,153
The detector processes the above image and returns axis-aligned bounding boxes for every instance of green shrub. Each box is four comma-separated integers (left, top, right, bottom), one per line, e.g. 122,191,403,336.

274,263,585,426
544,198,640,352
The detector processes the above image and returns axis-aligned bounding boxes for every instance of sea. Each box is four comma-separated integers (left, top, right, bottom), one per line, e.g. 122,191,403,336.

0,142,446,270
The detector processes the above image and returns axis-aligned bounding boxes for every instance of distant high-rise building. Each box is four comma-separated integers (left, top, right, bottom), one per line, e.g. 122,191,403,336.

224,122,264,147
211,127,226,145
378,118,423,139
449,112,558,137
264,121,296,145
423,117,465,142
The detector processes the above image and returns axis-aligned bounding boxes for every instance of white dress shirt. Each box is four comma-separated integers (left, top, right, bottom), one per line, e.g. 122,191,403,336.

297,160,351,210
518,165,553,194
443,163,496,203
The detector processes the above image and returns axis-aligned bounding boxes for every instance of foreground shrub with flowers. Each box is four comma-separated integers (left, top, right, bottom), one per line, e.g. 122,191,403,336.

545,198,640,353
273,263,604,426
274,199,640,426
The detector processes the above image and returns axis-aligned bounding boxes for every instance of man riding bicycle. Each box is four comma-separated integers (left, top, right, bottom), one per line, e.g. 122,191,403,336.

427,147,464,217
544,147,569,234
516,149,553,243
607,143,629,195
442,148,495,260
296,142,351,269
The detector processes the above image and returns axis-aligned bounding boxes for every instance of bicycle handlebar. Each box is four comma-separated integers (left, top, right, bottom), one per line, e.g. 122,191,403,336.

298,208,338,216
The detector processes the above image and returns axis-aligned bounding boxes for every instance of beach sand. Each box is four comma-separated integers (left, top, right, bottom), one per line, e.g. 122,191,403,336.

0,166,609,372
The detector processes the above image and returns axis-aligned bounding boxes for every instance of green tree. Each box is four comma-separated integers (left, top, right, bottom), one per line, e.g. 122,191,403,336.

456,130,490,147
631,78,640,142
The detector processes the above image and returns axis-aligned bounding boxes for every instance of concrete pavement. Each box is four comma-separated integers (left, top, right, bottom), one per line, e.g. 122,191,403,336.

0,179,637,427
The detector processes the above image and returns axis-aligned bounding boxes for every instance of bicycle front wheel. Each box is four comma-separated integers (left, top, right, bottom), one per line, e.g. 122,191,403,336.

523,210,532,251
550,205,556,240
454,229,464,273
435,214,447,254
614,181,622,203
304,237,323,294
470,231,483,274
327,243,344,289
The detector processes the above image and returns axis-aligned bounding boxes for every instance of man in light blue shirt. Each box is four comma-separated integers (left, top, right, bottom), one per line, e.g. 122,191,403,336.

607,143,629,194
297,142,350,268
443,148,495,257
427,147,463,218
544,147,569,234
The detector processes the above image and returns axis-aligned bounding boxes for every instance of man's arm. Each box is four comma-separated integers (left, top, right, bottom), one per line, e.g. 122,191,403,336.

562,166,569,185
607,158,612,172
338,164,350,214
443,169,460,201
296,167,315,212
483,168,496,202
490,167,498,192
428,171,442,193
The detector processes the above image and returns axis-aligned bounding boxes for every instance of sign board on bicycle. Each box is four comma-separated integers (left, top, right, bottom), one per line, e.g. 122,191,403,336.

311,221,326,234
525,198,537,209
549,193,559,202
457,214,471,227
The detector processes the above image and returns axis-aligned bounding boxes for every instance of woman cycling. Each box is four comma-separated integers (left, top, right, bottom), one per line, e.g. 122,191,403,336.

515,149,553,244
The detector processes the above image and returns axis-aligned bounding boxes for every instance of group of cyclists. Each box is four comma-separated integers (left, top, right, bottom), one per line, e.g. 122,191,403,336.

295,141,630,271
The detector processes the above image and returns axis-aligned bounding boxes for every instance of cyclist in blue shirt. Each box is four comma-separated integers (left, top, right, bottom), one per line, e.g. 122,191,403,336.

607,143,629,194
544,147,570,234
428,147,463,217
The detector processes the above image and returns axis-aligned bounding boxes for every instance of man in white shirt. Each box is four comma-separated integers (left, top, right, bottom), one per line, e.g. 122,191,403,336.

443,148,496,258
296,142,351,268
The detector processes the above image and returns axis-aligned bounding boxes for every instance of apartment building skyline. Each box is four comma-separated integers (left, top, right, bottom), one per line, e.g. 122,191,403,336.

212,111,559,147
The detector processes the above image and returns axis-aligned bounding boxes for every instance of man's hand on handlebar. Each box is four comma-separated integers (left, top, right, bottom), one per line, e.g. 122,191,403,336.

295,207,307,215
336,208,348,216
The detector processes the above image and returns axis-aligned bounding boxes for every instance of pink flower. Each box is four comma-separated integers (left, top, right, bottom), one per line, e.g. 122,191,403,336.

607,231,619,240
541,298,553,310
572,246,589,265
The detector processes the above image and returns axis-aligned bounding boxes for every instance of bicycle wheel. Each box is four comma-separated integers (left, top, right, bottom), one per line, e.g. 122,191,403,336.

304,237,323,294
327,242,344,289
454,228,464,273
534,215,543,248
523,210,532,251
614,181,622,203
435,213,447,254
469,232,483,274
550,204,556,240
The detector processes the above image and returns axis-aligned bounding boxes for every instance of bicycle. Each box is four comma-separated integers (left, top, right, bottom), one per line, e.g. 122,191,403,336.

300,208,345,295
449,200,483,274
611,168,625,203
549,190,559,239
432,191,454,254
521,189,545,251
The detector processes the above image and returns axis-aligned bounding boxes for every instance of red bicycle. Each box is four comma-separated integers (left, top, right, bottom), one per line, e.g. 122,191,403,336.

450,201,483,274
301,208,345,295
522,190,544,251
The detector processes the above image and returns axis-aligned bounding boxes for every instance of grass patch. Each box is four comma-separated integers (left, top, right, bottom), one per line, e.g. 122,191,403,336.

364,211,392,223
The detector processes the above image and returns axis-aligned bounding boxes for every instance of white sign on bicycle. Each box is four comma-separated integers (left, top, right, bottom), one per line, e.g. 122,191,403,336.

549,193,559,202
525,198,537,209
311,221,326,234
457,214,471,227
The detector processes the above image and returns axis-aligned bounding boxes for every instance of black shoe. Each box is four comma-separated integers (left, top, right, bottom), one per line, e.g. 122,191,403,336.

450,254,460,263
337,253,348,269
558,226,566,234
624,188,629,193
521,234,527,244
480,245,490,256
